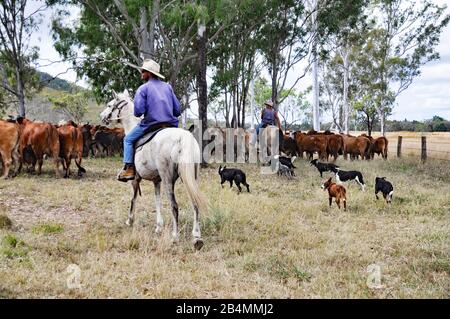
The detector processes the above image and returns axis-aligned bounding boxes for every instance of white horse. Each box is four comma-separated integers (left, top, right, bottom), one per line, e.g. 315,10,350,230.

100,89,206,250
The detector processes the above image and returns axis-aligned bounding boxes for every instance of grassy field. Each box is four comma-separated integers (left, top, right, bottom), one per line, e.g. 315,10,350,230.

0,155,449,298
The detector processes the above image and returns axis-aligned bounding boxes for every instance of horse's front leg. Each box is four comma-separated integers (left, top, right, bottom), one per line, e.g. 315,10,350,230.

126,176,141,226
154,181,163,235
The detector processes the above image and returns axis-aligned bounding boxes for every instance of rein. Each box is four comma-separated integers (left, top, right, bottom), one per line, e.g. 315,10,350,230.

107,99,132,122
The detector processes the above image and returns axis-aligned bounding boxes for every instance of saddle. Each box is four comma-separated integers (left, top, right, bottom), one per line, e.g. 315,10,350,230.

135,124,171,152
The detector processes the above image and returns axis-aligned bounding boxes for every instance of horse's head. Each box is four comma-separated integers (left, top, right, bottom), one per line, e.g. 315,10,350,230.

100,89,133,125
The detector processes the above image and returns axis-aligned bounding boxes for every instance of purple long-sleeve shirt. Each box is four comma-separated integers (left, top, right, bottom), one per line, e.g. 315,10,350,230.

134,78,181,129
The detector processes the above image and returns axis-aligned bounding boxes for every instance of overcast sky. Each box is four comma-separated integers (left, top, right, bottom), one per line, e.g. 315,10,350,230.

29,0,450,121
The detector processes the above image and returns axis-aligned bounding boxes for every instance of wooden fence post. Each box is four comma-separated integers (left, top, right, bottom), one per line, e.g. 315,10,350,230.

421,136,427,163
397,136,402,158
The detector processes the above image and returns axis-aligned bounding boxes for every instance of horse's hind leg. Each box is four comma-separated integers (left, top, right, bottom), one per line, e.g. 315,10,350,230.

154,181,163,235
164,180,179,242
192,204,203,250
126,176,141,226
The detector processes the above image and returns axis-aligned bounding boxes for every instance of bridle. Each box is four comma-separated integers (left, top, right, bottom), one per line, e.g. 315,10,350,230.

104,98,130,123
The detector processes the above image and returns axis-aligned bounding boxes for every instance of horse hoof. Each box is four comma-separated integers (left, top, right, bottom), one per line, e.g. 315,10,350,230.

193,238,204,251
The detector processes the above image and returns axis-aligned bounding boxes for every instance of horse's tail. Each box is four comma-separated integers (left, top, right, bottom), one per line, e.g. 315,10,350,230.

178,134,208,214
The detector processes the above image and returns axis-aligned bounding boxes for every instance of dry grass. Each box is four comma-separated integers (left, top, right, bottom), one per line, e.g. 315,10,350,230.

0,155,448,298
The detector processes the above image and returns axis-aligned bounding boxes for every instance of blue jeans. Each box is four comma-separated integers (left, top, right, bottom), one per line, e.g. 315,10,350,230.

123,125,147,164
251,123,265,145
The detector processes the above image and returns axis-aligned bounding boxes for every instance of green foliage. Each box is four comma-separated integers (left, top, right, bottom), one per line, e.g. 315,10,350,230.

1,234,28,259
38,71,75,92
48,91,89,123
0,1,44,116
320,0,449,133
0,215,12,229
387,116,450,132
32,223,64,235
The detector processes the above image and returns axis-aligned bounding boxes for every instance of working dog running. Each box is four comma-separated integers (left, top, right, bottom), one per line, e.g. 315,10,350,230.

375,177,394,204
310,159,339,177
321,177,347,211
218,166,250,193
331,167,366,191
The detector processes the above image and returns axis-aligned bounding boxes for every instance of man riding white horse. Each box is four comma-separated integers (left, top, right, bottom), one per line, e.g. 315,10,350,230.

251,100,282,147
118,59,181,182
100,62,206,250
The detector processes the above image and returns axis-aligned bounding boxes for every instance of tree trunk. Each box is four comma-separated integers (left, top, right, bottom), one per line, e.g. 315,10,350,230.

148,0,160,58
342,49,350,134
197,23,208,164
16,67,25,117
366,114,372,137
311,0,320,131
380,111,385,136
224,90,230,128
231,90,237,129
249,76,255,128
271,53,278,109
139,9,150,60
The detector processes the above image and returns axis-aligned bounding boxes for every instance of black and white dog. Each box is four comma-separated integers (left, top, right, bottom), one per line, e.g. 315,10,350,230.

310,159,339,177
270,155,297,169
218,166,250,193
331,167,366,191
375,177,394,203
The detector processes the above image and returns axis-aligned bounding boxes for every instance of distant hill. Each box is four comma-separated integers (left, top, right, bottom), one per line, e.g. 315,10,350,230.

3,72,103,124
37,71,81,92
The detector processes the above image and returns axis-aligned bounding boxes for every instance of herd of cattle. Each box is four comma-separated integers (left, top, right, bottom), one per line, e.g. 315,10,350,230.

0,117,389,180
0,118,124,179
205,127,389,162
280,130,389,161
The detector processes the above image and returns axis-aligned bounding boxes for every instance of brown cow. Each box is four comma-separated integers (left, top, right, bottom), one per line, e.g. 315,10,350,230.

340,134,371,160
294,132,327,160
57,122,86,178
325,134,344,162
18,118,61,177
359,134,389,160
370,136,388,160
0,120,22,178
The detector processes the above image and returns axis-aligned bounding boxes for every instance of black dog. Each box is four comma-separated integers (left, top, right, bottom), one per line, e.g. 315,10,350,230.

218,166,250,193
331,167,366,191
375,177,394,203
310,159,339,177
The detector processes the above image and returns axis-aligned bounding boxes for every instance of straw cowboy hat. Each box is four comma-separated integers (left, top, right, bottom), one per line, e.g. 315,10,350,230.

139,59,165,79
264,100,274,107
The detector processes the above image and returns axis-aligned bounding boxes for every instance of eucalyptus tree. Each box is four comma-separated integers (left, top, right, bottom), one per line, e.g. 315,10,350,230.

50,1,228,102
367,0,449,135
258,0,312,110
0,0,45,116
209,0,263,128
318,0,369,133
